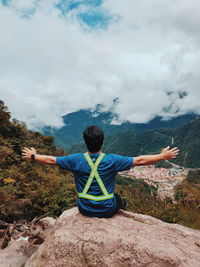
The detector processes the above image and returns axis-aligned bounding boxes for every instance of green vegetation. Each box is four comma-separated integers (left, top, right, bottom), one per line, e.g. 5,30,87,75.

0,100,76,222
173,117,200,167
104,130,172,156
186,169,200,184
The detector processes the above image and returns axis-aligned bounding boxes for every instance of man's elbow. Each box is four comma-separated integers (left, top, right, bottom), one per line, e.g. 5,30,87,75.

48,157,57,165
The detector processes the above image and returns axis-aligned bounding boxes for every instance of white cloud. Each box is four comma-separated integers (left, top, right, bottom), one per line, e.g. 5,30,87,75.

0,0,200,129
9,0,37,10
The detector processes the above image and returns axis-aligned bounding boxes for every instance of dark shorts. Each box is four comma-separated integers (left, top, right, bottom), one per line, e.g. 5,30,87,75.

78,193,123,218
114,193,124,211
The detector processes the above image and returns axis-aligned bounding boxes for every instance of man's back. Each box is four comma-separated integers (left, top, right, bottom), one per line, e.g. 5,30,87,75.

56,152,133,217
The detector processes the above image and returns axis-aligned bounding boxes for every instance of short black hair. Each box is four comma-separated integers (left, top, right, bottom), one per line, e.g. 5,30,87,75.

83,125,104,153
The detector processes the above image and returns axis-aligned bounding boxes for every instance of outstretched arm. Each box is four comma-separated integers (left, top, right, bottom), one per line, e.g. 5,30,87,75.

22,147,56,165
133,146,179,167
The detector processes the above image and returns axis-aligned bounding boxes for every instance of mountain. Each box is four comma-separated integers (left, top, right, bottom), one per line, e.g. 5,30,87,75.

69,128,172,154
173,116,200,167
68,116,200,168
42,109,197,150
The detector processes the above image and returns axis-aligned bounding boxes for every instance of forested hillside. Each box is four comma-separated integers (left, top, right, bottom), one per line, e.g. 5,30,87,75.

0,100,76,222
173,117,200,167
68,117,200,168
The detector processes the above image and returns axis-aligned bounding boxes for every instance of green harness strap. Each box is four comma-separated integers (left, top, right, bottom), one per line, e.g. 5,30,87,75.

78,152,114,201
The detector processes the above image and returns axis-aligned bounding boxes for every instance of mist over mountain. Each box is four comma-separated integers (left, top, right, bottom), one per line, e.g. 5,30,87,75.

42,109,197,151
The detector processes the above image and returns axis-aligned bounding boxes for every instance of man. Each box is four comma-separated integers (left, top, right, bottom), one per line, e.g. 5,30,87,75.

22,125,179,218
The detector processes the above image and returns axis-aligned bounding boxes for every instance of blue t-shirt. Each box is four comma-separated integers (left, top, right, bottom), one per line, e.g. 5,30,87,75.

56,153,133,217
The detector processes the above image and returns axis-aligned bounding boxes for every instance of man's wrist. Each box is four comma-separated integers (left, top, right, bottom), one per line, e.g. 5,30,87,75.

159,153,166,160
31,154,37,160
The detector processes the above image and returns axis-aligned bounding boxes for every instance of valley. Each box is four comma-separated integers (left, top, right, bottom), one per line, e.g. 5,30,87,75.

120,164,188,201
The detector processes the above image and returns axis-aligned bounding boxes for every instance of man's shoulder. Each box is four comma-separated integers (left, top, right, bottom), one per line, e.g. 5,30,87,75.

105,153,133,165
71,152,84,157
103,153,127,163
104,153,129,159
56,153,84,163
63,152,84,157
56,153,85,170
66,153,85,160
103,153,117,160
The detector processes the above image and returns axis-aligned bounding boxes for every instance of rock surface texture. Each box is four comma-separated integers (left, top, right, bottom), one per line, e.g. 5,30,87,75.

25,207,200,267
0,216,56,267
0,239,38,267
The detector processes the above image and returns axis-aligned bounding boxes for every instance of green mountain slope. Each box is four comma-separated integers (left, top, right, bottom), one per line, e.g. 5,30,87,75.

173,117,200,167
68,116,200,168
68,129,173,154
43,108,197,150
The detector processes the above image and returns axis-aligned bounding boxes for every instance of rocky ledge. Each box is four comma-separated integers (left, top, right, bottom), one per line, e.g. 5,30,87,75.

26,208,200,267
1,208,200,267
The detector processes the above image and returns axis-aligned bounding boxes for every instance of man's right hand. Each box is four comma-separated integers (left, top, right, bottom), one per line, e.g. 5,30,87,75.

133,146,179,166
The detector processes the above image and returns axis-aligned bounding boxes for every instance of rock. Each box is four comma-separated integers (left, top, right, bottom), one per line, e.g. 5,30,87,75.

39,216,56,229
28,216,56,244
0,216,56,267
25,208,200,267
0,239,38,267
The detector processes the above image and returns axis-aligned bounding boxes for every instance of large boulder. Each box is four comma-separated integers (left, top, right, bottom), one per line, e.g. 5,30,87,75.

25,208,200,267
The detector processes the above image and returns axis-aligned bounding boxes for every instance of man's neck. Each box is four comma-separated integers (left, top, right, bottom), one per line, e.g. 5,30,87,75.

88,150,102,154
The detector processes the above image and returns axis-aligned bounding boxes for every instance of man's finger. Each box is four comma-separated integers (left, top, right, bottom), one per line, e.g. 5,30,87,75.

170,147,178,151
172,150,179,154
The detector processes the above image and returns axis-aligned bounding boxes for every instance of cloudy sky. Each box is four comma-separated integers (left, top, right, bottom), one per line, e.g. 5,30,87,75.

0,0,200,129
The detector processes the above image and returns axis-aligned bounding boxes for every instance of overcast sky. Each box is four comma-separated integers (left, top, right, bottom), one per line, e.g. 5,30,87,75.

0,0,200,129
